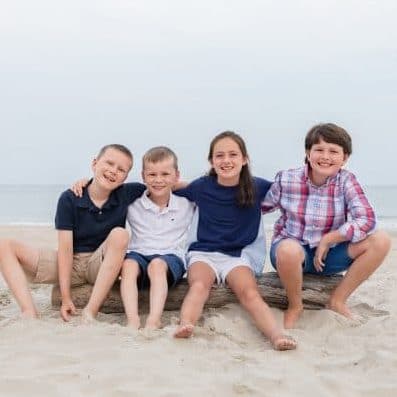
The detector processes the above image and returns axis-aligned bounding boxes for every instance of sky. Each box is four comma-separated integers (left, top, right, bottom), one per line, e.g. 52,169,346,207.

1,0,397,185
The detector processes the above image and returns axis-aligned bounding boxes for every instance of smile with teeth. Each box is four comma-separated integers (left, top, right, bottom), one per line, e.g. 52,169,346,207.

104,174,116,183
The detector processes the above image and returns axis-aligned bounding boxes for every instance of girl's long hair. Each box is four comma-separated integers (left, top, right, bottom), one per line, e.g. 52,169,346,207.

208,131,255,207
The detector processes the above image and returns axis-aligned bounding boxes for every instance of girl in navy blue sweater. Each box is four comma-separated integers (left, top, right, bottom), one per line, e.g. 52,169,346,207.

174,131,296,350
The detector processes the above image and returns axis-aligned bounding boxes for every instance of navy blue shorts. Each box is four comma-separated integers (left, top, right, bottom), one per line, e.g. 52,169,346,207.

124,251,185,289
270,240,354,275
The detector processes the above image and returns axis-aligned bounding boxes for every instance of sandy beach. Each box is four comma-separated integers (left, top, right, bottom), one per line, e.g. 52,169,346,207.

0,225,396,397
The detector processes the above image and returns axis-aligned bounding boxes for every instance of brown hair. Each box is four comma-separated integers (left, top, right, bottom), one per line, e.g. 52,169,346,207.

208,131,255,207
97,144,133,162
142,146,178,170
305,123,352,163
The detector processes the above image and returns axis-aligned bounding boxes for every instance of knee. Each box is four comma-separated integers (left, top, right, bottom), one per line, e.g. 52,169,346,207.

189,279,211,296
0,239,16,260
276,240,304,268
121,260,140,278
107,227,129,249
237,286,259,307
368,230,392,255
147,258,167,279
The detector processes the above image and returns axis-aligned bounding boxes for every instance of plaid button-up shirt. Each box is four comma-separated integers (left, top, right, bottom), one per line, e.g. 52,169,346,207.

261,165,376,248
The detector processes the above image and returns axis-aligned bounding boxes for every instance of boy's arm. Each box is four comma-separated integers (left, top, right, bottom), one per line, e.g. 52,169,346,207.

57,230,76,321
314,173,376,272
261,173,282,213
338,173,376,242
314,230,347,272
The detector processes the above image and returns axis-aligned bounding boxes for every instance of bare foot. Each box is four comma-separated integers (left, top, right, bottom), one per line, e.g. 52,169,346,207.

81,307,97,325
126,315,141,330
327,299,353,318
174,323,194,338
144,317,162,330
21,309,39,320
284,305,303,329
271,334,297,351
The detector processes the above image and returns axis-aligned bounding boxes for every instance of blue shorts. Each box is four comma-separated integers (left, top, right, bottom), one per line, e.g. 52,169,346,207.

270,240,354,275
124,252,185,289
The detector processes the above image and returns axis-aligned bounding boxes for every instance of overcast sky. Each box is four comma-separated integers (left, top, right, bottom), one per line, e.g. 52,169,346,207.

1,0,396,186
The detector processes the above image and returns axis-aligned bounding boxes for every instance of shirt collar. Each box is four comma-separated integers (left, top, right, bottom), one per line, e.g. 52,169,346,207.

76,179,121,211
141,190,179,212
304,164,341,188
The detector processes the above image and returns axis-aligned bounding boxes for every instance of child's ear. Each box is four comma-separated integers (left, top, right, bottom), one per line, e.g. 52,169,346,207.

342,154,349,166
141,170,146,183
91,158,97,172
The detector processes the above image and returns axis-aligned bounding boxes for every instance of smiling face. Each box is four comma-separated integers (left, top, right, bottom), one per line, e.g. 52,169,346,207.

210,137,248,186
306,139,348,186
92,147,132,192
142,157,179,204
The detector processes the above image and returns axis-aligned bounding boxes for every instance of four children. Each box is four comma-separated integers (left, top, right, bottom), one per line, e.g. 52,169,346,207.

0,124,392,352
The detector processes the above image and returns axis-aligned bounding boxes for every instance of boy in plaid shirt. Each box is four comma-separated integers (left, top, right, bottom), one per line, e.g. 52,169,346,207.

262,123,391,329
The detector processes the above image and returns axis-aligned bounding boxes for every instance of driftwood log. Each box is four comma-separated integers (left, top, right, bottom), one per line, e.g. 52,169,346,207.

51,272,342,313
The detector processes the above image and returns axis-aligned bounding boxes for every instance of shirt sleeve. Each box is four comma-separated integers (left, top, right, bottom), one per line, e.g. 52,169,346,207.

337,173,376,242
261,172,282,213
255,177,273,200
174,177,202,203
55,191,75,230
123,182,146,204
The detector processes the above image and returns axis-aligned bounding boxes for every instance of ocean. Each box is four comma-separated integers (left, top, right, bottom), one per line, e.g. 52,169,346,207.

0,184,396,230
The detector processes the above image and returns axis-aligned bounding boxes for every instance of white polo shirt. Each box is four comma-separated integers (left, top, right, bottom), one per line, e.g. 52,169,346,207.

126,190,195,260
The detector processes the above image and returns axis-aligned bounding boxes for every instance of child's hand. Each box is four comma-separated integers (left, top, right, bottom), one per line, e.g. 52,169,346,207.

60,298,77,322
70,178,89,197
314,240,330,272
172,180,189,191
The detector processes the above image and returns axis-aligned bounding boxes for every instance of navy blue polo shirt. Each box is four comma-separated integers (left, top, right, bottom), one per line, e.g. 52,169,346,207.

55,182,145,253
175,175,272,257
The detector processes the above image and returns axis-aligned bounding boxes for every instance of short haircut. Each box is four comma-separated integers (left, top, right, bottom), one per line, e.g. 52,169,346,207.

142,146,178,170
305,123,352,157
97,144,133,161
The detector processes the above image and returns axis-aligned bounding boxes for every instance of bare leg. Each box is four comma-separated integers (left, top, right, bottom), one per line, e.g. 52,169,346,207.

0,239,40,318
174,262,216,338
83,227,129,319
120,259,141,329
145,258,168,329
275,239,305,329
226,266,297,351
328,230,391,317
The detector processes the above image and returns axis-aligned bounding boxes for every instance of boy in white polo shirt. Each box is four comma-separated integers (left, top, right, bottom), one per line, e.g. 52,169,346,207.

121,146,194,329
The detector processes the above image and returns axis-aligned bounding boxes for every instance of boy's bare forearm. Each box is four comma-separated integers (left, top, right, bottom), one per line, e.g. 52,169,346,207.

58,250,73,300
57,230,74,301
320,230,347,246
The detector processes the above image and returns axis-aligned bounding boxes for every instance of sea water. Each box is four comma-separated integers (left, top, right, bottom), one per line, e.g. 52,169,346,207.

0,184,396,230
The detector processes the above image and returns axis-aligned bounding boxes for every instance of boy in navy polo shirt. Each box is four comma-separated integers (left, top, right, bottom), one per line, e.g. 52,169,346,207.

0,144,145,322
72,146,194,329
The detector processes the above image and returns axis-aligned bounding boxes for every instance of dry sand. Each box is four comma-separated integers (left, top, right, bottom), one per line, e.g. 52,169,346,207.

0,225,396,397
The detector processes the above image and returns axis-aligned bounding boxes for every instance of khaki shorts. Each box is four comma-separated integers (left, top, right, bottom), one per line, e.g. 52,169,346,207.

32,244,105,286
